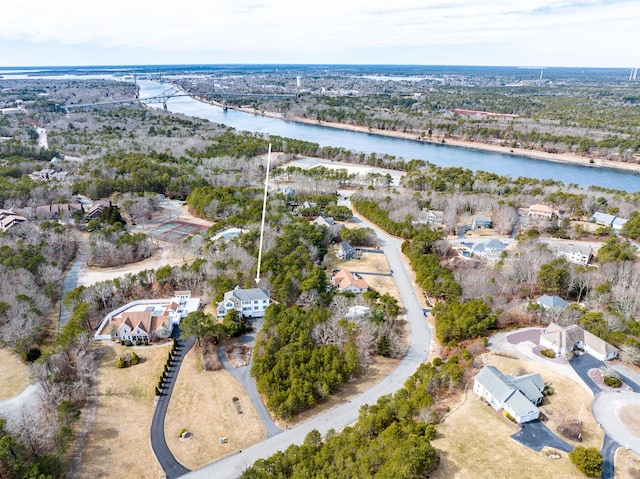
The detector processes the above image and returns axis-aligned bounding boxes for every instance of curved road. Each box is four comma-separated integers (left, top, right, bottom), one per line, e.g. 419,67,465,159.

183,202,432,478
150,336,195,479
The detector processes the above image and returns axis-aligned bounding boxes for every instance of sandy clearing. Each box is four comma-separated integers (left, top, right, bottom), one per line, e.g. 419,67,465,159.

77,243,186,287
0,349,30,401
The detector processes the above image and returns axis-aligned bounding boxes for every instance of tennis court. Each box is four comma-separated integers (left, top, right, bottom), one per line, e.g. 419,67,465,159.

148,220,209,243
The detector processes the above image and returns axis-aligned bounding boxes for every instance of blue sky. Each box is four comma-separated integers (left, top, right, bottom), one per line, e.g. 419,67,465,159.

1,0,639,67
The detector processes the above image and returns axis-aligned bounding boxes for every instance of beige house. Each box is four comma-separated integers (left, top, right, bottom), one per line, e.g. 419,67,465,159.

540,323,618,361
528,204,554,219
0,209,27,231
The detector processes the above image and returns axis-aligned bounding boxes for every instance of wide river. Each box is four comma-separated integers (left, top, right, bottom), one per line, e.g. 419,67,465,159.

138,80,640,192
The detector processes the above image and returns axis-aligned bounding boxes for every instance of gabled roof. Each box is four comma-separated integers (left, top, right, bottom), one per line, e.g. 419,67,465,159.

591,212,616,226
228,286,270,302
542,322,618,358
333,270,368,291
537,294,569,309
475,366,544,418
485,239,506,251
504,390,539,418
556,243,592,256
509,374,544,404
475,366,517,403
529,204,554,214
340,240,355,251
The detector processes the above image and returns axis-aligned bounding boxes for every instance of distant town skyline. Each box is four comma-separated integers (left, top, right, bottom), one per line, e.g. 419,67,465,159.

1,0,639,68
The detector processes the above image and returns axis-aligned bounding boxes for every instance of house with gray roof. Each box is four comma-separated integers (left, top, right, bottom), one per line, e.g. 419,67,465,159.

217,286,270,318
313,216,335,228
540,322,618,361
473,366,544,423
554,243,592,266
337,240,357,260
472,215,493,229
472,239,506,261
591,212,616,227
536,294,569,310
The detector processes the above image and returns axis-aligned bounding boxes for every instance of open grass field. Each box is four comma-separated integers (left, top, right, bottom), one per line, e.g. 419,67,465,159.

0,349,30,401
616,448,640,479
75,342,171,479
431,353,603,479
164,346,267,470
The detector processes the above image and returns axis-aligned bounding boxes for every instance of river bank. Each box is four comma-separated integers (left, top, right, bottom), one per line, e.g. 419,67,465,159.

200,98,640,175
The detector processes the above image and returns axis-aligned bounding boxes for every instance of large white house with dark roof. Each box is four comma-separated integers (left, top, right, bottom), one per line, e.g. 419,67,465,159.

217,286,270,318
473,365,544,423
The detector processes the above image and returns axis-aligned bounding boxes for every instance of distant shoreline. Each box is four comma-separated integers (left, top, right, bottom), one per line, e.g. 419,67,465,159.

190,94,640,177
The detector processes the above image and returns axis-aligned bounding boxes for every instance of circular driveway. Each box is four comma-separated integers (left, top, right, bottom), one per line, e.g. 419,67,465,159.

592,391,640,455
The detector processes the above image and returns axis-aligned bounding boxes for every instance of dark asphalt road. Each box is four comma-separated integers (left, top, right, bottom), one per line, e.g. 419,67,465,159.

150,336,194,479
569,353,604,395
511,420,573,452
570,353,640,394
601,434,621,479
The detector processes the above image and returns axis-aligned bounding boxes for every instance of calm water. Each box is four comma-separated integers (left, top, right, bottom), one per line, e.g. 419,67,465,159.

139,80,640,192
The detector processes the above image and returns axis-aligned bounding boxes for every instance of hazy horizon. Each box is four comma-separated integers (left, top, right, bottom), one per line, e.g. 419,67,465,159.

1,0,638,68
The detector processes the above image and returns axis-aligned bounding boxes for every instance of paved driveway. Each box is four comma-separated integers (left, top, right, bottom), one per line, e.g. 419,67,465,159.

150,335,193,479
601,434,621,479
511,420,573,452
570,353,605,395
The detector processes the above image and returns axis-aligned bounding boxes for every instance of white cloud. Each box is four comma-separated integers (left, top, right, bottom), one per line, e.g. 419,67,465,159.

0,0,638,65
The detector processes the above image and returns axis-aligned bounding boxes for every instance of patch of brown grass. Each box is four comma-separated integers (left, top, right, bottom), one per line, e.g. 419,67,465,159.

164,347,267,469
431,392,587,479
615,448,640,479
0,348,30,400
76,342,171,479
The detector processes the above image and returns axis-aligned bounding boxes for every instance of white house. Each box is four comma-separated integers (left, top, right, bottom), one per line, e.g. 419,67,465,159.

412,210,444,226
472,239,506,261
554,243,592,266
473,366,544,423
313,216,335,228
540,323,618,361
217,286,270,318
94,291,201,341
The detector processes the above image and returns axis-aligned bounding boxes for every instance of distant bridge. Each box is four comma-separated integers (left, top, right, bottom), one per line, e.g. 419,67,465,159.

60,90,296,111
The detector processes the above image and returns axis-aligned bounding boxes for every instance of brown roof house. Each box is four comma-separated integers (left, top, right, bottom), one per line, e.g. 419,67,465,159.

0,209,27,232
94,291,200,342
332,270,369,294
540,322,618,361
